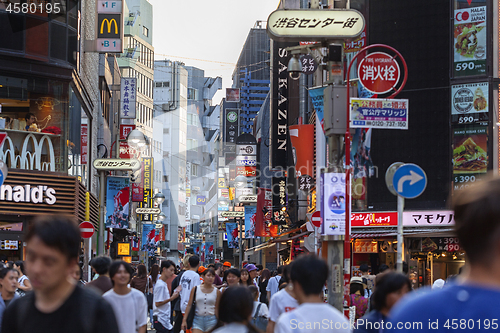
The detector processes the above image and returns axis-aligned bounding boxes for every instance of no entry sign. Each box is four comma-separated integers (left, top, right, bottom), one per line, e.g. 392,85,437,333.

311,211,322,228
79,221,95,238
358,52,400,94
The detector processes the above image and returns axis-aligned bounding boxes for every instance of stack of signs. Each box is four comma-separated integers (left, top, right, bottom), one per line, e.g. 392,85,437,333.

236,139,257,201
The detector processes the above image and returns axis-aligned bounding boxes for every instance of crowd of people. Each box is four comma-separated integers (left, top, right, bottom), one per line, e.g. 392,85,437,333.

1,175,500,332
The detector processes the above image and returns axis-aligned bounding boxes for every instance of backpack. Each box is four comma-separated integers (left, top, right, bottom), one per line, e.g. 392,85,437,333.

250,303,268,331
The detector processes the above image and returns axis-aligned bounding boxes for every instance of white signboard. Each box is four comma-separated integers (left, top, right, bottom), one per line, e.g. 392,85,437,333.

403,211,455,226
120,78,137,119
451,82,488,123
237,145,257,156
322,173,347,236
235,155,257,166
136,207,161,214
98,0,122,13
93,158,141,171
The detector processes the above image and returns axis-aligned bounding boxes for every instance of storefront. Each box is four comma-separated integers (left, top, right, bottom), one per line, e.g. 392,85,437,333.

0,169,99,261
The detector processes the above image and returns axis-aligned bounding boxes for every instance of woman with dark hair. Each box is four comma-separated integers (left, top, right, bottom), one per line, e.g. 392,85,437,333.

13,260,32,295
240,268,252,287
182,268,221,333
350,277,369,320
210,286,260,333
354,271,411,333
130,264,153,294
258,269,270,304
150,263,160,286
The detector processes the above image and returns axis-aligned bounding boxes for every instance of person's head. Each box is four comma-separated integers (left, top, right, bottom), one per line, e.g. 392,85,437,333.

13,261,25,275
160,260,176,279
109,261,134,287
198,266,207,275
90,256,112,275
256,264,263,276
223,261,231,271
248,285,259,301
260,268,271,282
240,268,250,285
6,261,13,269
214,262,223,274
277,265,284,275
217,286,254,324
70,264,82,282
372,271,411,313
0,267,19,294
379,264,389,273
246,264,258,280
226,268,241,286
290,255,327,303
188,255,200,270
281,264,293,285
25,112,35,125
25,215,81,292
350,278,365,296
453,175,500,268
359,264,370,274
182,254,192,270
201,267,216,285
136,264,147,278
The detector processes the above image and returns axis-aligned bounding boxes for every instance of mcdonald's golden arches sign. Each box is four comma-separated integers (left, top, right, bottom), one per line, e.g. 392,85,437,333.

97,14,121,38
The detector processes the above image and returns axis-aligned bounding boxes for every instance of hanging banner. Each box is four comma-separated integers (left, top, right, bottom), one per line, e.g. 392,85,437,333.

255,188,278,237
200,243,206,262
106,177,130,229
140,157,154,221
141,223,158,257
272,177,288,224
131,161,144,202
308,86,326,134
453,6,486,77
289,124,315,178
120,78,137,118
205,242,214,261
321,173,346,236
226,222,239,249
193,243,201,255
244,206,257,239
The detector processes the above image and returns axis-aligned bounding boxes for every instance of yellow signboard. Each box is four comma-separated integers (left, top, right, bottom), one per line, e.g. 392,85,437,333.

122,256,132,263
117,242,130,256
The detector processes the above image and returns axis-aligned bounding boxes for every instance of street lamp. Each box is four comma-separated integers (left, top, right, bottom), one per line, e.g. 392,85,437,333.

127,129,150,149
157,212,166,222
154,192,165,205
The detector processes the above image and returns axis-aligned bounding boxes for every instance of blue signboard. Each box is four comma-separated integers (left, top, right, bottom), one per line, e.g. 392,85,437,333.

392,164,427,199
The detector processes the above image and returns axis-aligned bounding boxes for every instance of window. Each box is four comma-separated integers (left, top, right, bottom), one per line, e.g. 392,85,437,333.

187,139,197,151
192,164,198,176
163,175,169,182
187,88,198,100
163,128,169,134
163,82,170,87
143,26,149,37
156,82,162,87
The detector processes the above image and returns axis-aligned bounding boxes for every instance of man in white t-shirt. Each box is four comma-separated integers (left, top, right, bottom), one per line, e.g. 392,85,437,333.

179,255,201,315
267,265,298,333
103,261,148,333
266,265,283,303
275,255,350,333
153,260,180,333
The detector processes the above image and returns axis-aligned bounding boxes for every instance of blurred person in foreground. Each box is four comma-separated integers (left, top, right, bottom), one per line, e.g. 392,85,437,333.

267,264,298,333
389,174,500,332
354,272,411,333
275,254,349,333
1,215,119,333
85,256,112,295
0,267,20,331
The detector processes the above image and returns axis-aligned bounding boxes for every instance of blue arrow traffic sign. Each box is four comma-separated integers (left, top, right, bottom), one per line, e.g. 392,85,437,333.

0,168,4,187
392,163,427,199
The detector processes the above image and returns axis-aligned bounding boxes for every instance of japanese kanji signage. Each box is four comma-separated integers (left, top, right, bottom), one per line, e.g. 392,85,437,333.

140,157,154,221
224,109,238,144
267,9,365,41
80,124,88,164
120,78,137,119
351,212,398,227
120,124,136,140
350,98,408,130
402,211,455,226
272,176,288,224
299,54,318,75
93,158,141,171
358,52,400,94
453,6,486,77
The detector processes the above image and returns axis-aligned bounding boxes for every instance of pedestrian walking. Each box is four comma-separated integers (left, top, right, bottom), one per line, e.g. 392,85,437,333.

249,285,268,331
210,286,260,333
275,254,350,333
258,269,271,304
1,215,119,333
240,268,252,287
222,268,241,292
171,255,191,333
176,255,201,332
266,265,283,302
85,256,113,295
354,271,411,333
267,264,298,333
13,261,31,295
153,260,180,333
389,176,500,332
350,277,369,320
213,263,224,287
181,267,220,333
0,267,20,332
130,264,153,295
103,261,148,333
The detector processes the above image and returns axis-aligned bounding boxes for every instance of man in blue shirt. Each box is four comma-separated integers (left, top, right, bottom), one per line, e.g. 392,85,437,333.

389,176,500,332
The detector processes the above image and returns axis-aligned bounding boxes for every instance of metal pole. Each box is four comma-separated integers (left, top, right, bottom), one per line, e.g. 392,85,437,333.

397,195,404,273
98,170,106,255
238,217,243,268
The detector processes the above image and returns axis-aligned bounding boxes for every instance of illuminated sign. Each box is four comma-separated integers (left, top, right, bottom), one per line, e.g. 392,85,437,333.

117,242,131,256
98,14,121,38
0,185,56,205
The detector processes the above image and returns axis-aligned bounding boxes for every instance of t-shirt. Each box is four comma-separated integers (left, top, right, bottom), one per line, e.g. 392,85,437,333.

179,270,201,314
389,284,500,332
266,276,281,299
85,276,113,295
214,273,223,286
252,301,269,319
103,288,147,333
268,289,299,322
153,279,172,330
275,303,350,333
1,285,119,333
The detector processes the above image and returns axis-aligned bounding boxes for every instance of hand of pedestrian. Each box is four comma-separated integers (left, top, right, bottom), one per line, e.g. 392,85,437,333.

172,290,179,299
181,320,187,331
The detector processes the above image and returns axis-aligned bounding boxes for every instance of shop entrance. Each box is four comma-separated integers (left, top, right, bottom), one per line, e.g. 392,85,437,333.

0,216,27,263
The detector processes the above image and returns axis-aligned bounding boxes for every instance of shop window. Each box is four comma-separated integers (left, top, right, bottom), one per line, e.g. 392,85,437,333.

156,82,163,88
50,22,67,61
0,13,24,51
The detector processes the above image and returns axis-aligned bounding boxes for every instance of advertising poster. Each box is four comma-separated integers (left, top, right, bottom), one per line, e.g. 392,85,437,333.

141,224,158,257
255,188,278,237
350,98,408,130
322,173,346,236
452,124,488,191
205,242,214,261
226,88,240,102
244,206,257,239
453,6,486,77
451,82,488,124
308,86,326,135
193,243,201,256
289,124,315,178
226,222,239,249
200,243,206,262
132,161,144,202
106,177,130,229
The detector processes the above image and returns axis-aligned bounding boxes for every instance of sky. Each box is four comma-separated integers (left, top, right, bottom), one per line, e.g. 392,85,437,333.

149,0,280,104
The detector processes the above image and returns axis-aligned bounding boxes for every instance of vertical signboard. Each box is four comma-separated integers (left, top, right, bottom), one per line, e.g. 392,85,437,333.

120,78,137,119
96,0,123,53
224,109,239,144
451,82,489,124
321,173,346,236
244,206,257,239
256,188,278,237
185,162,191,226
132,161,144,202
453,6,486,77
106,177,130,229
272,176,287,224
271,41,295,169
140,157,154,221
80,124,88,164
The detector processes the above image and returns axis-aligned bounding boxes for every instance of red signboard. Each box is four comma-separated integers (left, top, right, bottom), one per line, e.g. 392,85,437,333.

236,166,257,177
132,161,144,202
119,142,139,159
255,188,278,237
80,125,88,164
358,52,400,94
351,212,398,227
79,221,94,238
311,211,321,228
120,124,136,140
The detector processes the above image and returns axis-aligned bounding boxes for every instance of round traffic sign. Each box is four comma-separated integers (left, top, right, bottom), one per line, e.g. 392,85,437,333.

79,221,95,239
392,164,427,199
358,52,401,94
311,211,322,228
385,162,404,196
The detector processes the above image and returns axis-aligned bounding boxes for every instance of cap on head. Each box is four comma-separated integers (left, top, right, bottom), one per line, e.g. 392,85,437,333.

223,261,231,267
198,266,206,274
246,264,257,272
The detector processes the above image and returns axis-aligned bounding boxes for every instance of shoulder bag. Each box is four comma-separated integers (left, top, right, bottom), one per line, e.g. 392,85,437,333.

250,303,268,331
145,276,153,310
186,286,197,329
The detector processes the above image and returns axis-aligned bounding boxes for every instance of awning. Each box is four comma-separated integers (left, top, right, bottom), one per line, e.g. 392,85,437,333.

351,227,456,239
245,224,311,253
351,232,397,239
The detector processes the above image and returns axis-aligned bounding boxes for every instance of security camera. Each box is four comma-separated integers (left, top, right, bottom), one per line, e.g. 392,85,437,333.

287,55,302,80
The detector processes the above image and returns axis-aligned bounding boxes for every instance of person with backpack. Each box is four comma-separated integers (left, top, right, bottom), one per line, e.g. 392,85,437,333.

1,215,119,333
266,265,283,303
